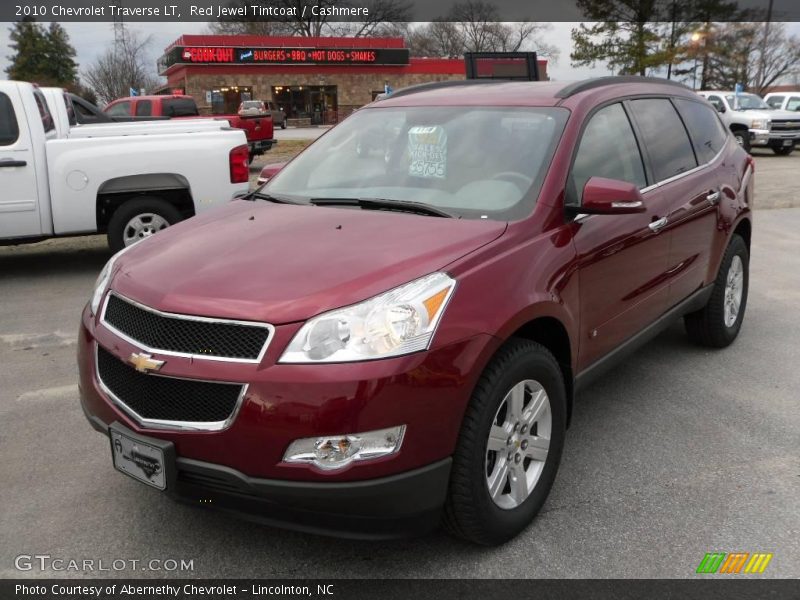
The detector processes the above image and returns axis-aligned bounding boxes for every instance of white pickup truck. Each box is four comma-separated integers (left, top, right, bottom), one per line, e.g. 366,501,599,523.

0,81,250,252
698,90,800,155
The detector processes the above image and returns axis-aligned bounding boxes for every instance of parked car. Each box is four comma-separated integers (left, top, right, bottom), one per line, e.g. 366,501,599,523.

0,81,250,252
697,90,800,154
104,95,276,161
256,162,287,186
78,76,753,545
265,100,287,129
239,100,267,117
764,91,800,112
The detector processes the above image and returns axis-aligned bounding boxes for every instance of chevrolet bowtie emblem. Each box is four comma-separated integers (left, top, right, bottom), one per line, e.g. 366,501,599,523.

128,352,165,373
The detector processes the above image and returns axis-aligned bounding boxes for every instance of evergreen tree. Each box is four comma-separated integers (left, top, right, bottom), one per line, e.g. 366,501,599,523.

44,23,78,85
5,18,49,81
6,18,78,85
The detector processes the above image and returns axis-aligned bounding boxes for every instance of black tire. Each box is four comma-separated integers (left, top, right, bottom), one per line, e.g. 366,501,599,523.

107,196,183,253
771,144,794,156
684,234,749,348
443,338,567,546
732,129,751,153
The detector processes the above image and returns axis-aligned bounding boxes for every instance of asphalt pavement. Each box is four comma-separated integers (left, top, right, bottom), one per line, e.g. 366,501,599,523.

1,153,798,579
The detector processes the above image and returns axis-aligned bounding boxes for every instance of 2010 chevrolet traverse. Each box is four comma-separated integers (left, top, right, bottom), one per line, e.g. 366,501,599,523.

78,77,753,545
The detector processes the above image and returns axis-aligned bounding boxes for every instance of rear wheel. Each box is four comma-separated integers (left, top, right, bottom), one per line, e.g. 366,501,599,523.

443,339,566,545
732,129,751,153
107,197,182,253
684,234,749,348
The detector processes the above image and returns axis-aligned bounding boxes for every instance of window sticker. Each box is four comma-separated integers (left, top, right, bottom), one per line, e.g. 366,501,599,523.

408,126,447,179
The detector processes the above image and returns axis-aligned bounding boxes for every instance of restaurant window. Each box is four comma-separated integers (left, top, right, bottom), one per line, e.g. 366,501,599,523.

272,85,338,124
209,86,253,115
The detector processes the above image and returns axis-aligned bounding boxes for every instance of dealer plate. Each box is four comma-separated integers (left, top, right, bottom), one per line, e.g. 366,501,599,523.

110,428,166,490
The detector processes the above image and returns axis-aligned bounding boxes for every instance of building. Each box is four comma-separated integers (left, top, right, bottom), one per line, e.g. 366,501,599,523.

157,35,548,124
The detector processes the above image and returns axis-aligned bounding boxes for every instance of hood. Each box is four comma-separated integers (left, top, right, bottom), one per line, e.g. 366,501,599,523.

111,200,506,324
766,109,800,120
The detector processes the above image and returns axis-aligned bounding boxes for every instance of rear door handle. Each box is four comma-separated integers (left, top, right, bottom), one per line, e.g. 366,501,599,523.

649,216,668,232
0,159,27,168
706,189,721,205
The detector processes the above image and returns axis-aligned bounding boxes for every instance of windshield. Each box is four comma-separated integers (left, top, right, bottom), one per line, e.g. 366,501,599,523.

242,101,262,109
725,93,770,110
265,105,568,221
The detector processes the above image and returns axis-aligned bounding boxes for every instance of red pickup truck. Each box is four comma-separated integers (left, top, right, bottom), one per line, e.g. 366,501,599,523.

104,95,276,161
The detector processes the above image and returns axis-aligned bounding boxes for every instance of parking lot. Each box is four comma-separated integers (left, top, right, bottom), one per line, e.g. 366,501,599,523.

1,150,798,579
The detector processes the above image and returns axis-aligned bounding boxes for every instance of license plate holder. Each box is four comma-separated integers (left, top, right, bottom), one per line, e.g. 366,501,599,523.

109,423,174,490
783,139,793,146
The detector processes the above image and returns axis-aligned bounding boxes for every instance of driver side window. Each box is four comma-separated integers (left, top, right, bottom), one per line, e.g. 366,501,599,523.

570,103,646,205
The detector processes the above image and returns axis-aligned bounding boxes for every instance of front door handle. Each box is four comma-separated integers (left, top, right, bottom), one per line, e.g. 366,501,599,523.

0,159,27,168
649,216,668,232
706,189,721,205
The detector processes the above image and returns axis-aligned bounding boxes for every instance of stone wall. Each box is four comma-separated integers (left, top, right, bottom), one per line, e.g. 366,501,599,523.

185,71,464,115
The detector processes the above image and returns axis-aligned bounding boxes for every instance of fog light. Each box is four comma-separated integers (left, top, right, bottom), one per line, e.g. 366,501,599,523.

283,425,405,471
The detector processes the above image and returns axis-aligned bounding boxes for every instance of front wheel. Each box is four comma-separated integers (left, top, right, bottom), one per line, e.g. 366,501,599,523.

443,339,566,545
107,197,183,253
771,143,794,156
684,234,749,347
732,130,751,153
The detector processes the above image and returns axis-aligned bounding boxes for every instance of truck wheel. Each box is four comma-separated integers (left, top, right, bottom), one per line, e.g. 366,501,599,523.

107,197,182,253
771,144,794,155
732,130,751,153
443,339,566,546
684,234,749,348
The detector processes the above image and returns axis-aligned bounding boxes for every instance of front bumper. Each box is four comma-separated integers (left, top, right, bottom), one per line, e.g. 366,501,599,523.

78,305,495,536
749,129,772,146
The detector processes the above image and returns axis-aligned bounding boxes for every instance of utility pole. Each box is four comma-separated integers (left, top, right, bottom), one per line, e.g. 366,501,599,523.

755,0,775,93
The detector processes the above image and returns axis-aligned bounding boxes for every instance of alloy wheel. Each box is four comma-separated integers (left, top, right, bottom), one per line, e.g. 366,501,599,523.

485,379,552,510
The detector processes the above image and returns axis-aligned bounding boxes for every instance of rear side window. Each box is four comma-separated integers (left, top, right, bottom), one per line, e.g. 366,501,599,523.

63,93,77,126
162,98,198,117
135,100,152,116
629,99,697,182
0,92,20,145
33,90,55,133
106,101,131,117
570,103,646,203
766,95,784,109
674,99,729,164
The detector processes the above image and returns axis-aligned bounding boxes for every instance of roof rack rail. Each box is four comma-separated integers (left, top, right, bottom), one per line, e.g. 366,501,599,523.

383,79,506,100
556,76,692,99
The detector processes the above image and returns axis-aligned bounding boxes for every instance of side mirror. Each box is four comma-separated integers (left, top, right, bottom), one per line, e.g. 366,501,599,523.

579,177,646,215
716,104,726,113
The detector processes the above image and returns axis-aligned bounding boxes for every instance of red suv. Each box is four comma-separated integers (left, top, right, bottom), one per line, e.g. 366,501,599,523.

78,77,753,545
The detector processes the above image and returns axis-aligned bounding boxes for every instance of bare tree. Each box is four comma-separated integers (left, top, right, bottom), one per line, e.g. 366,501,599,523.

211,0,412,38
703,22,800,94
83,25,161,104
397,1,558,61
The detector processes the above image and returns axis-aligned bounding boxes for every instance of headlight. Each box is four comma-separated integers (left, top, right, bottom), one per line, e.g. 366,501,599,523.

751,118,771,130
89,245,134,315
279,272,456,363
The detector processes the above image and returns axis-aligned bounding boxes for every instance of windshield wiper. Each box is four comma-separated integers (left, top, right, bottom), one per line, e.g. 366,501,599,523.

309,197,453,218
244,190,300,204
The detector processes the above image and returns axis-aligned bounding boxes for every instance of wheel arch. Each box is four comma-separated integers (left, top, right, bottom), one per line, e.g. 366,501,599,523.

733,216,752,251
509,316,575,427
95,173,195,231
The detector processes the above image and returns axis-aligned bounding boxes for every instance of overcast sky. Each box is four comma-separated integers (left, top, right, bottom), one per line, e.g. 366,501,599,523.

1,21,798,87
